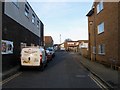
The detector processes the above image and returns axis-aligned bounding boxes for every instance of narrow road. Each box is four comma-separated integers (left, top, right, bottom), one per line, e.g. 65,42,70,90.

3,51,100,88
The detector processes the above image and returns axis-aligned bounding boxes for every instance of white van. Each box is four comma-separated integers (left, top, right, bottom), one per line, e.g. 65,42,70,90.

20,46,47,70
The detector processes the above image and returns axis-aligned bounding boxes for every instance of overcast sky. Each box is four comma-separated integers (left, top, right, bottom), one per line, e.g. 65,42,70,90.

28,0,94,44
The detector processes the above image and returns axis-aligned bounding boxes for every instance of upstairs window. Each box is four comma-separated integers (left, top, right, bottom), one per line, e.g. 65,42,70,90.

37,20,39,28
12,0,19,8
25,4,29,17
32,14,35,23
98,22,104,34
97,1,103,14
98,44,105,55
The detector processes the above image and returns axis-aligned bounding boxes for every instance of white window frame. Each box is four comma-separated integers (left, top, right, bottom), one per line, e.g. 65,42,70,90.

98,22,104,34
25,4,29,17
32,14,35,24
98,44,105,55
97,1,103,14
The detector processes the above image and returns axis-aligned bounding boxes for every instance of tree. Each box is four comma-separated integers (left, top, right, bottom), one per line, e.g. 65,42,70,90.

64,38,72,42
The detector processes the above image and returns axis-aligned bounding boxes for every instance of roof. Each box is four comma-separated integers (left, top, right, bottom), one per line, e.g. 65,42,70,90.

86,8,94,16
66,41,79,43
78,40,88,43
44,36,53,40
44,36,53,43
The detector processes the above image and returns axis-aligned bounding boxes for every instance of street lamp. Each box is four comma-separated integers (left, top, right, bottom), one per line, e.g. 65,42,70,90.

89,21,93,25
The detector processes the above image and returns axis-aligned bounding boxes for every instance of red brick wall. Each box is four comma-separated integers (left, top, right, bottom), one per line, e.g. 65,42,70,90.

88,2,119,65
88,12,96,61
118,2,120,65
44,36,53,48
95,2,119,63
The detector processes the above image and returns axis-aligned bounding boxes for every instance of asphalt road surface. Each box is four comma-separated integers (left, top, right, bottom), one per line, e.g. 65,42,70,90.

2,51,101,89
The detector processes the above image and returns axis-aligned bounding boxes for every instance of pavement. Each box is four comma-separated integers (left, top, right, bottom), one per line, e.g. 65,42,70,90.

78,53,120,89
0,73,2,90
2,65,20,80
0,66,20,90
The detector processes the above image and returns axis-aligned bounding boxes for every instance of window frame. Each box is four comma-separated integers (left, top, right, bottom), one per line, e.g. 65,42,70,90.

12,0,19,8
37,20,40,28
97,1,103,14
98,44,105,55
25,4,29,17
97,22,104,34
32,14,35,24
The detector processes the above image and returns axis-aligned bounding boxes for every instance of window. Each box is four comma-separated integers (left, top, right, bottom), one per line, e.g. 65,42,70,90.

98,22,104,34
93,46,96,54
25,4,29,17
20,43,26,49
12,0,19,8
37,20,39,28
97,1,103,13
98,44,105,54
32,14,35,23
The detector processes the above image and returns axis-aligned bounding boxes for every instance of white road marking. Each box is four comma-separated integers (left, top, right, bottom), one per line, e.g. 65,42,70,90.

1,72,22,85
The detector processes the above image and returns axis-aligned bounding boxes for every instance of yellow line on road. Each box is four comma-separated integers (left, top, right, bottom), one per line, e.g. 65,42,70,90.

1,72,22,85
89,74,108,90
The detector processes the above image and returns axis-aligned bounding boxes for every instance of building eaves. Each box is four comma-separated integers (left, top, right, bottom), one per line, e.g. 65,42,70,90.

67,41,78,43
26,1,41,22
86,8,94,17
44,36,53,41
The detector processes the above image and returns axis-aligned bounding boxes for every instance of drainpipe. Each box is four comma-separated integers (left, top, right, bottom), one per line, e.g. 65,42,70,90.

93,6,96,61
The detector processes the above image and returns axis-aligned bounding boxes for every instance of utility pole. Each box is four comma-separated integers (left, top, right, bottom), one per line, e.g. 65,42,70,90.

60,34,61,44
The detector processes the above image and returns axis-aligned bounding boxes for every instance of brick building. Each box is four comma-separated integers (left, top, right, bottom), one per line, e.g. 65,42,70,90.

1,1,44,72
64,41,79,52
87,1,120,67
44,36,54,48
78,40,88,57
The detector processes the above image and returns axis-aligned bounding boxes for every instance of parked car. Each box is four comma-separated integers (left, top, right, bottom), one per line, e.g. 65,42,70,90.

46,48,55,58
20,46,47,70
46,50,52,62
60,47,65,51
